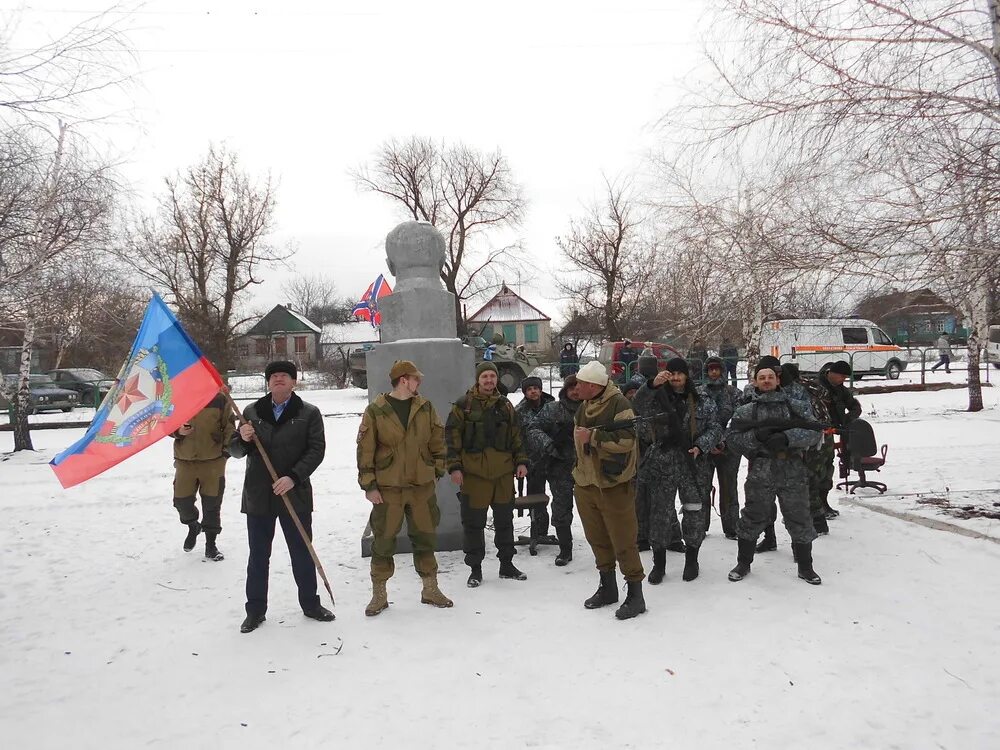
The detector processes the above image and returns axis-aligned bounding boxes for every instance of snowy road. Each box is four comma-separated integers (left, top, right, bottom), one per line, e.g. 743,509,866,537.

2,387,999,749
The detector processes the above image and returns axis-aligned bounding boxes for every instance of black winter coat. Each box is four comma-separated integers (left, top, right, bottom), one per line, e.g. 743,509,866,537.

229,392,326,516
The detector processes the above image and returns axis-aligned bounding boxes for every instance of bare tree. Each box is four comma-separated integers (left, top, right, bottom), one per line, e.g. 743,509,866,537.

0,123,117,450
280,272,354,325
128,146,286,374
353,136,526,332
557,178,658,342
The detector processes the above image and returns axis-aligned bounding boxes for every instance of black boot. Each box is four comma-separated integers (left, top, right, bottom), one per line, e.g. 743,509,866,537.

303,604,336,621
499,560,527,580
240,613,265,633
682,546,700,582
584,570,619,609
728,538,756,581
554,526,573,567
614,580,647,620
755,524,777,553
467,564,483,588
183,521,201,552
792,543,822,585
647,548,666,585
813,515,829,535
204,532,224,561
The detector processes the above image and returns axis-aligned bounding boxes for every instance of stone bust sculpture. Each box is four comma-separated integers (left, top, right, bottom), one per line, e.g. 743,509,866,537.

385,221,446,292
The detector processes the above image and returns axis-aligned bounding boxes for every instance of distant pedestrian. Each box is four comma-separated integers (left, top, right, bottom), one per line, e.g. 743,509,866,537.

930,334,952,373
559,342,580,377
719,338,739,387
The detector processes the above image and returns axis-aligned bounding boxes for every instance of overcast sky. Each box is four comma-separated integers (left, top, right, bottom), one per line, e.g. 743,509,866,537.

15,0,705,324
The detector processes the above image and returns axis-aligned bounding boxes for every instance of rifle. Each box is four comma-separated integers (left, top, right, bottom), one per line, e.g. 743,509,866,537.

728,417,837,435
584,413,670,454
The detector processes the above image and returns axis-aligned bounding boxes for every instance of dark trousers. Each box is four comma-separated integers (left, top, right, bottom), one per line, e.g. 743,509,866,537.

930,354,951,373
724,361,738,387
526,471,550,536
245,511,320,616
459,494,515,566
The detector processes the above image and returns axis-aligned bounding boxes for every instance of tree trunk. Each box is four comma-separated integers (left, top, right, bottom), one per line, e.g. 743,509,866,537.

13,316,36,452
966,327,984,412
742,298,764,374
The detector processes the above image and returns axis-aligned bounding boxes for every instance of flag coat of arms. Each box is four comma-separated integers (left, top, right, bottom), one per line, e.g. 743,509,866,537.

50,294,224,488
352,273,392,327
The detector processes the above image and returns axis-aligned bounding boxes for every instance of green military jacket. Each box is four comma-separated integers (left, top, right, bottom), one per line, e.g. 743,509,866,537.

445,386,529,480
172,394,234,462
572,383,638,488
357,393,446,491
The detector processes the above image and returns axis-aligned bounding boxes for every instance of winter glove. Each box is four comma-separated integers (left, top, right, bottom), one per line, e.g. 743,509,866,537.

764,432,788,452
754,427,778,444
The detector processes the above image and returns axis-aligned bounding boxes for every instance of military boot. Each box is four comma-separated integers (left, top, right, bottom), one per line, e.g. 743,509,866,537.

682,545,700,582
584,570,619,609
813,515,829,535
365,579,389,617
183,521,201,552
204,532,224,561
554,526,573,567
728,538,756,582
755,524,777,553
420,576,454,608
614,581,647,620
647,548,667,585
792,543,822,585
499,560,527,581
467,565,483,588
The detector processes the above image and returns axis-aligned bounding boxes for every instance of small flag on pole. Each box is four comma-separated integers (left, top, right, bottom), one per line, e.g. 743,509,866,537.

351,273,392,328
50,294,224,488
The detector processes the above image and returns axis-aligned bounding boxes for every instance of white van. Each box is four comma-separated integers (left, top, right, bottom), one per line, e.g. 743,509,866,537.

988,325,1000,369
760,318,908,379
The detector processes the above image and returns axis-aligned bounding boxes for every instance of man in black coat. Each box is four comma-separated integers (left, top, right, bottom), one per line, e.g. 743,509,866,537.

230,360,332,633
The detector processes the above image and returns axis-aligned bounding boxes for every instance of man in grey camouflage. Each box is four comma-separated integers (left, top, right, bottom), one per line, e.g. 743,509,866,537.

725,363,822,585
514,376,555,540
526,374,582,565
632,357,721,583
700,357,741,539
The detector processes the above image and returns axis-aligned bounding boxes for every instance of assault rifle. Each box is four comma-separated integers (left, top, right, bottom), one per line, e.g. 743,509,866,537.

728,417,836,435
584,413,671,454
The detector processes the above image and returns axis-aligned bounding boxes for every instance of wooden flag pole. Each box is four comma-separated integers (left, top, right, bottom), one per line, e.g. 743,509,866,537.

222,389,336,608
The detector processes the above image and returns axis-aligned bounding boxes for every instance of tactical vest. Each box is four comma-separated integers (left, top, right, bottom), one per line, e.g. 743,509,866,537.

461,395,513,453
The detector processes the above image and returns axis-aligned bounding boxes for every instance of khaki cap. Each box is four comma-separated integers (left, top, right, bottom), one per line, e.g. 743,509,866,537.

390,360,423,380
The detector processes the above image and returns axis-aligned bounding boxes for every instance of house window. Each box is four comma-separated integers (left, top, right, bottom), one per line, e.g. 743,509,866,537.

274,337,287,355
935,319,947,333
502,324,517,344
524,323,539,344
255,339,268,356
294,336,307,354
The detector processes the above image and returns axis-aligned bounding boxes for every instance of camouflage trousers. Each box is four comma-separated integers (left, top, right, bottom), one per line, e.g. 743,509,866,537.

547,461,575,531
737,455,817,545
707,446,741,534
645,446,712,550
805,435,836,518
173,457,226,534
369,484,440,582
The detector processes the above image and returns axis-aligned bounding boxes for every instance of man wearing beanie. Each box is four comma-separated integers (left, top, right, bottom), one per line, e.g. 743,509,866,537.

740,355,782,405
633,357,721,584
725,362,823,585
230,360,333,632
527,374,582,566
446,361,530,587
514,376,555,542
356,360,453,617
572,361,646,620
700,356,742,539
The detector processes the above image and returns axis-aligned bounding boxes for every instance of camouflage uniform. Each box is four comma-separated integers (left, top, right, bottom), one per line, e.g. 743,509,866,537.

631,381,721,550
356,393,447,583
805,375,861,518
699,376,742,536
515,392,556,536
725,391,819,544
527,385,580,540
446,386,529,567
171,394,234,535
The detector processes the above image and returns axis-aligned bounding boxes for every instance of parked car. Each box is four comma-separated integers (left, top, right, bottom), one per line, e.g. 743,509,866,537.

760,318,908,380
1,374,79,413
597,341,683,383
47,368,114,406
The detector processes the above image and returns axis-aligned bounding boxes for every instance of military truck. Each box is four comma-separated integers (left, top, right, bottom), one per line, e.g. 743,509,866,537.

349,335,541,392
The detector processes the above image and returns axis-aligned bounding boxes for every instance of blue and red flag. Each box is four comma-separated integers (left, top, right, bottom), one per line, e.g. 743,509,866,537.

351,273,392,328
50,294,224,489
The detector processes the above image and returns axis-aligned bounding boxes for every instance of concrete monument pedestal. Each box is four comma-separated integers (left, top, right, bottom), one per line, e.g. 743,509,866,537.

361,221,474,557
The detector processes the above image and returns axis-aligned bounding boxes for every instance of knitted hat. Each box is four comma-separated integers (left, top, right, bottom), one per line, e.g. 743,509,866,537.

828,360,852,376
265,360,297,380
665,357,689,375
476,361,499,377
706,356,724,369
754,356,781,377
520,376,543,393
623,374,646,396
576,360,609,386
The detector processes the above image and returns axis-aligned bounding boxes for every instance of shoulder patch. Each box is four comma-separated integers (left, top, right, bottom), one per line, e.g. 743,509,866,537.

356,423,369,444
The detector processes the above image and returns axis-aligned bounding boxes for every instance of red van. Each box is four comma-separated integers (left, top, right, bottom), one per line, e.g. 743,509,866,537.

598,341,682,383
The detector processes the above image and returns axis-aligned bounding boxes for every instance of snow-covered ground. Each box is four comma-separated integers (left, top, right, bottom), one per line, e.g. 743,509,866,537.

2,386,999,749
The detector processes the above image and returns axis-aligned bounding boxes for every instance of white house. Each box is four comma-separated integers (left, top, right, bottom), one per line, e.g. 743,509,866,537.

467,285,552,350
